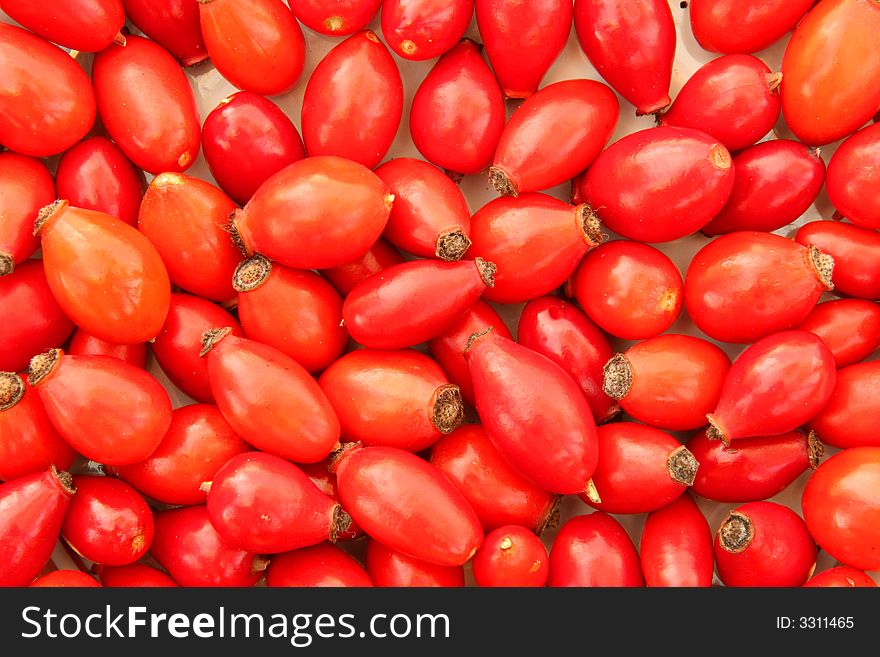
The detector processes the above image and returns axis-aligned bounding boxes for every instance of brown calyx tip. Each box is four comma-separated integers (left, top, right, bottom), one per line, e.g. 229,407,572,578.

808,245,835,291
705,415,729,445
327,442,362,474
430,385,465,434
464,327,494,354
0,252,13,277
474,257,497,288
224,209,248,257
536,496,563,536
719,511,754,554
436,229,472,261
602,353,632,401
576,204,604,247
232,254,272,292
34,200,68,236
199,327,233,357
668,445,699,486
330,505,353,543
51,465,76,496
0,371,25,411
807,430,824,470
28,348,62,387
584,479,602,505
400,39,417,56
326,16,346,33
766,71,783,92
488,166,518,197
709,144,732,169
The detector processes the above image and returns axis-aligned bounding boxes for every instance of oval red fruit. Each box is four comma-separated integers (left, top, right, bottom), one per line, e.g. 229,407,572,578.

267,544,373,587
797,299,880,369
381,0,473,61
809,362,880,449
0,0,124,51
826,123,880,230
365,539,465,588
122,0,208,66
0,151,54,275
96,562,178,587
289,0,381,35
640,495,714,588
67,329,148,369
804,567,877,588
795,220,880,300
689,0,813,54
472,525,549,588
30,570,101,588
299,461,363,541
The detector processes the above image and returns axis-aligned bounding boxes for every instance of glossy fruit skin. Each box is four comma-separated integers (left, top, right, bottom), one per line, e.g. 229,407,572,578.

151,294,244,403
548,512,644,587
489,80,619,196
110,404,250,506
0,466,76,587
0,23,96,157
577,127,734,242
689,0,813,54
607,335,730,431
204,332,341,464
0,0,123,51
795,221,880,300
809,362,880,449
267,543,373,587
122,0,208,66
235,259,346,374
781,0,880,146
302,31,403,169
826,124,880,230
714,501,816,587
469,194,599,304
472,525,549,587
96,562,179,587
687,429,817,503
0,151,54,273
138,173,241,303
321,238,404,297
343,258,493,350
32,351,173,465
428,300,512,406
61,475,153,566
67,329,148,369
55,137,144,229
708,331,836,443
803,447,880,571
517,296,619,424
640,495,714,588
333,444,484,567
804,566,877,588
409,39,506,176
289,0,381,35
685,232,832,344
467,330,599,495
30,570,102,587
381,0,474,61
702,140,825,236
92,34,201,175
476,0,572,99
299,461,362,541
202,92,306,206
150,505,263,587
37,201,171,344
365,539,465,587
0,373,76,482
573,0,675,115
429,424,557,533
375,158,471,261
0,260,74,373
198,0,305,96
319,349,462,452
568,240,683,340
797,299,880,369
233,156,392,270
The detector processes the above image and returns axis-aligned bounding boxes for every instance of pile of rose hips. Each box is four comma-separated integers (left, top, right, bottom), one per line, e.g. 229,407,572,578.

1,0,879,589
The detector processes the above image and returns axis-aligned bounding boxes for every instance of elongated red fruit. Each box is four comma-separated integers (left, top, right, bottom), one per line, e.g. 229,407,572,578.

302,31,403,169
804,567,877,588
809,362,880,449
489,80,619,197
797,299,880,369
343,258,496,350
685,231,834,343
827,123,880,230
365,539,465,588
201,330,341,464
30,570,101,588
795,221,880,300
122,0,208,66
67,329,147,368
232,156,393,270
702,140,825,236
476,0,572,99
0,151,54,276
0,465,76,587
96,562,178,587
289,0,381,35
468,194,600,304
473,525,549,587
0,0,124,51
707,330,836,444
518,296,619,424
267,543,373,587
381,0,473,61
321,238,404,297
640,495,714,588
576,126,734,242
687,429,821,503
466,329,599,496
689,0,813,54
573,0,675,115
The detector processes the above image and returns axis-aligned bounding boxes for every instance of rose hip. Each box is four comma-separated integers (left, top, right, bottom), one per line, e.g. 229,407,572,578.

804,567,877,588
96,562,178,587
365,540,465,588
122,0,208,66
299,461,362,541
796,299,880,369
795,220,880,300
472,525,549,588
30,570,102,588
808,362,880,449
826,123,880,230
289,0,381,35
267,543,373,588
689,0,813,54
0,0,124,52
381,0,473,61
67,329,148,369
0,151,55,276
640,495,714,588
321,238,405,297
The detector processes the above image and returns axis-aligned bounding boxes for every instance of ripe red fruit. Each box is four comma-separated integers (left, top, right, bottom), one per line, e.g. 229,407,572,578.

689,0,813,54
602,334,730,431
826,123,880,230
797,299,880,369
299,461,363,541
289,0,381,35
0,466,76,587
640,495,714,588
714,501,816,587
381,0,473,61
795,220,880,300
0,0,124,51
489,80,619,196
122,0,208,66
707,330,836,444
333,444,483,567
472,525,549,587
267,544,373,587
575,127,734,242
365,539,465,588
29,349,173,465
96,562,179,587
809,362,880,449
92,34,200,174
0,151,54,275
30,570,101,587
685,232,834,344
321,238,405,297
201,330,340,464
548,512,644,587
573,0,675,115
804,567,877,588
67,329,148,369
343,258,496,350
466,329,599,496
